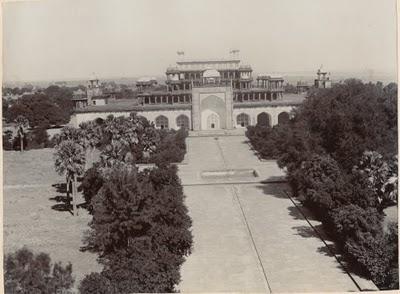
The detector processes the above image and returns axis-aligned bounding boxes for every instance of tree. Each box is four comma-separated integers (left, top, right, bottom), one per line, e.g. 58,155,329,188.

54,140,86,216
246,80,398,289
99,113,159,166
353,151,398,209
6,92,71,127
85,164,192,292
4,247,74,293
15,115,29,152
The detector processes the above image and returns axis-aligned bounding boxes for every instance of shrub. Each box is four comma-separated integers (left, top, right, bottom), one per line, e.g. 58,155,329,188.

246,125,278,159
299,154,350,216
3,130,13,150
4,247,74,293
27,127,50,149
79,272,116,294
330,205,383,242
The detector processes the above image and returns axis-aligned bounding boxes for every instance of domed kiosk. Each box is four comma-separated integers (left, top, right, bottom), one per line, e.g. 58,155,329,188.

202,69,221,84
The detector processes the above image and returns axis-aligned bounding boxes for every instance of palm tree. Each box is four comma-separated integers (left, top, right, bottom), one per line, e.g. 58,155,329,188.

15,115,29,152
79,121,102,169
54,140,86,216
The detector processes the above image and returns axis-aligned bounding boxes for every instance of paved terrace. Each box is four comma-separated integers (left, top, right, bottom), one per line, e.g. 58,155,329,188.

177,134,377,292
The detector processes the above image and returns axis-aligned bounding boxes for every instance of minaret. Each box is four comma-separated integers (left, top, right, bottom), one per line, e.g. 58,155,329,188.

86,73,102,105
314,66,331,88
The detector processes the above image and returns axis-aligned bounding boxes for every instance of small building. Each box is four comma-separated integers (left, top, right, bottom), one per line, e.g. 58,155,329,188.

296,81,310,94
136,77,158,92
314,69,332,88
72,76,118,109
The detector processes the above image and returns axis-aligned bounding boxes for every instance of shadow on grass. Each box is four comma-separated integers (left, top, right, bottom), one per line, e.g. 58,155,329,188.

52,183,68,194
50,183,73,215
50,182,88,215
49,195,73,215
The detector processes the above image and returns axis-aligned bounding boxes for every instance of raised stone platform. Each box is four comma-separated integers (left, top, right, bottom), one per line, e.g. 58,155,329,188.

189,128,245,137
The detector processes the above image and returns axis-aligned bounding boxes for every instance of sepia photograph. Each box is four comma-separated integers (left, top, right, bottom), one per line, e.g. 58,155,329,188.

1,0,399,293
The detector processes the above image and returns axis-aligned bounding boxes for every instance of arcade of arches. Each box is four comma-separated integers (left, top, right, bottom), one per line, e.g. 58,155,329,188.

154,111,289,130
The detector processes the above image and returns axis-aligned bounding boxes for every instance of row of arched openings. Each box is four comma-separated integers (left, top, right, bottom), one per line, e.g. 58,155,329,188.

155,114,190,129
236,112,290,127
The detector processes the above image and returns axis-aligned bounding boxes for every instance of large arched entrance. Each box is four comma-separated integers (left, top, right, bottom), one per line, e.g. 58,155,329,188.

278,112,290,125
200,94,226,130
237,113,250,127
257,112,270,127
207,113,220,129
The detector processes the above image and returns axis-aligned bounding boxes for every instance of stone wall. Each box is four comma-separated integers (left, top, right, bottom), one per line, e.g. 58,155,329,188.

70,109,192,130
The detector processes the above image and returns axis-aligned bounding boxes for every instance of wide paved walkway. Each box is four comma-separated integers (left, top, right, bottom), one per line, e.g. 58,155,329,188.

178,135,373,292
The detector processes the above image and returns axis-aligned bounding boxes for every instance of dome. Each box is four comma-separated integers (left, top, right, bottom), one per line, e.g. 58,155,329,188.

203,69,220,78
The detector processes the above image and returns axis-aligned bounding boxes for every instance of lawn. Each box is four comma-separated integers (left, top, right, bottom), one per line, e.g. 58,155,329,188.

3,148,101,291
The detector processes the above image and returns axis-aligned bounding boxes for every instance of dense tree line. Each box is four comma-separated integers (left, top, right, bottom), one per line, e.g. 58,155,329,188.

246,80,398,289
52,113,192,293
3,126,54,151
3,85,75,127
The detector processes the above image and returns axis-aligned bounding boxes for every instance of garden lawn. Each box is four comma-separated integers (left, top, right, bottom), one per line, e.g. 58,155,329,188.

3,148,101,291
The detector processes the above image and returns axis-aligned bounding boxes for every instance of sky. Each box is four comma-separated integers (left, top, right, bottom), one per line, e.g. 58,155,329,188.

2,0,398,82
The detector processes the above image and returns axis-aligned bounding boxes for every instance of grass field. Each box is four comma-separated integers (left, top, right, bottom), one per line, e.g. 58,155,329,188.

3,148,101,291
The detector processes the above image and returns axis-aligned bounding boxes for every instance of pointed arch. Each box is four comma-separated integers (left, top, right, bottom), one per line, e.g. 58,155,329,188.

236,113,250,127
155,115,169,129
176,114,190,129
278,112,290,125
257,112,271,127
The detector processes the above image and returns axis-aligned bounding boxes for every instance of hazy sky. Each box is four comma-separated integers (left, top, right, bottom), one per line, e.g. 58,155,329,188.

3,0,398,82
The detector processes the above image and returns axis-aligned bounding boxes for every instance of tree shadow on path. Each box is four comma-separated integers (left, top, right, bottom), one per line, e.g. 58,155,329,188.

256,183,368,285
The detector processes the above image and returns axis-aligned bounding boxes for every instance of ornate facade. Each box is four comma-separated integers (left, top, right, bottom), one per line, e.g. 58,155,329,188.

71,56,305,130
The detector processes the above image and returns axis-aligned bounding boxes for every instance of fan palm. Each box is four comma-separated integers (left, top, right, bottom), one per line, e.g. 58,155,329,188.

54,140,86,216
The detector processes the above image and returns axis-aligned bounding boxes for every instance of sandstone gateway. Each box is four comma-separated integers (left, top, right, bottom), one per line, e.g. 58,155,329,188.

70,55,315,129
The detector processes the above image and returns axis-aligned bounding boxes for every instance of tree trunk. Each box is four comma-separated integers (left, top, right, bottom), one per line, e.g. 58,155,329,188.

20,135,23,152
66,175,71,205
72,173,78,216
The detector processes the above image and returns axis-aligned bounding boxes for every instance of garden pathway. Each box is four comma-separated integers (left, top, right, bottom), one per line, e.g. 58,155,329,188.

178,135,375,292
